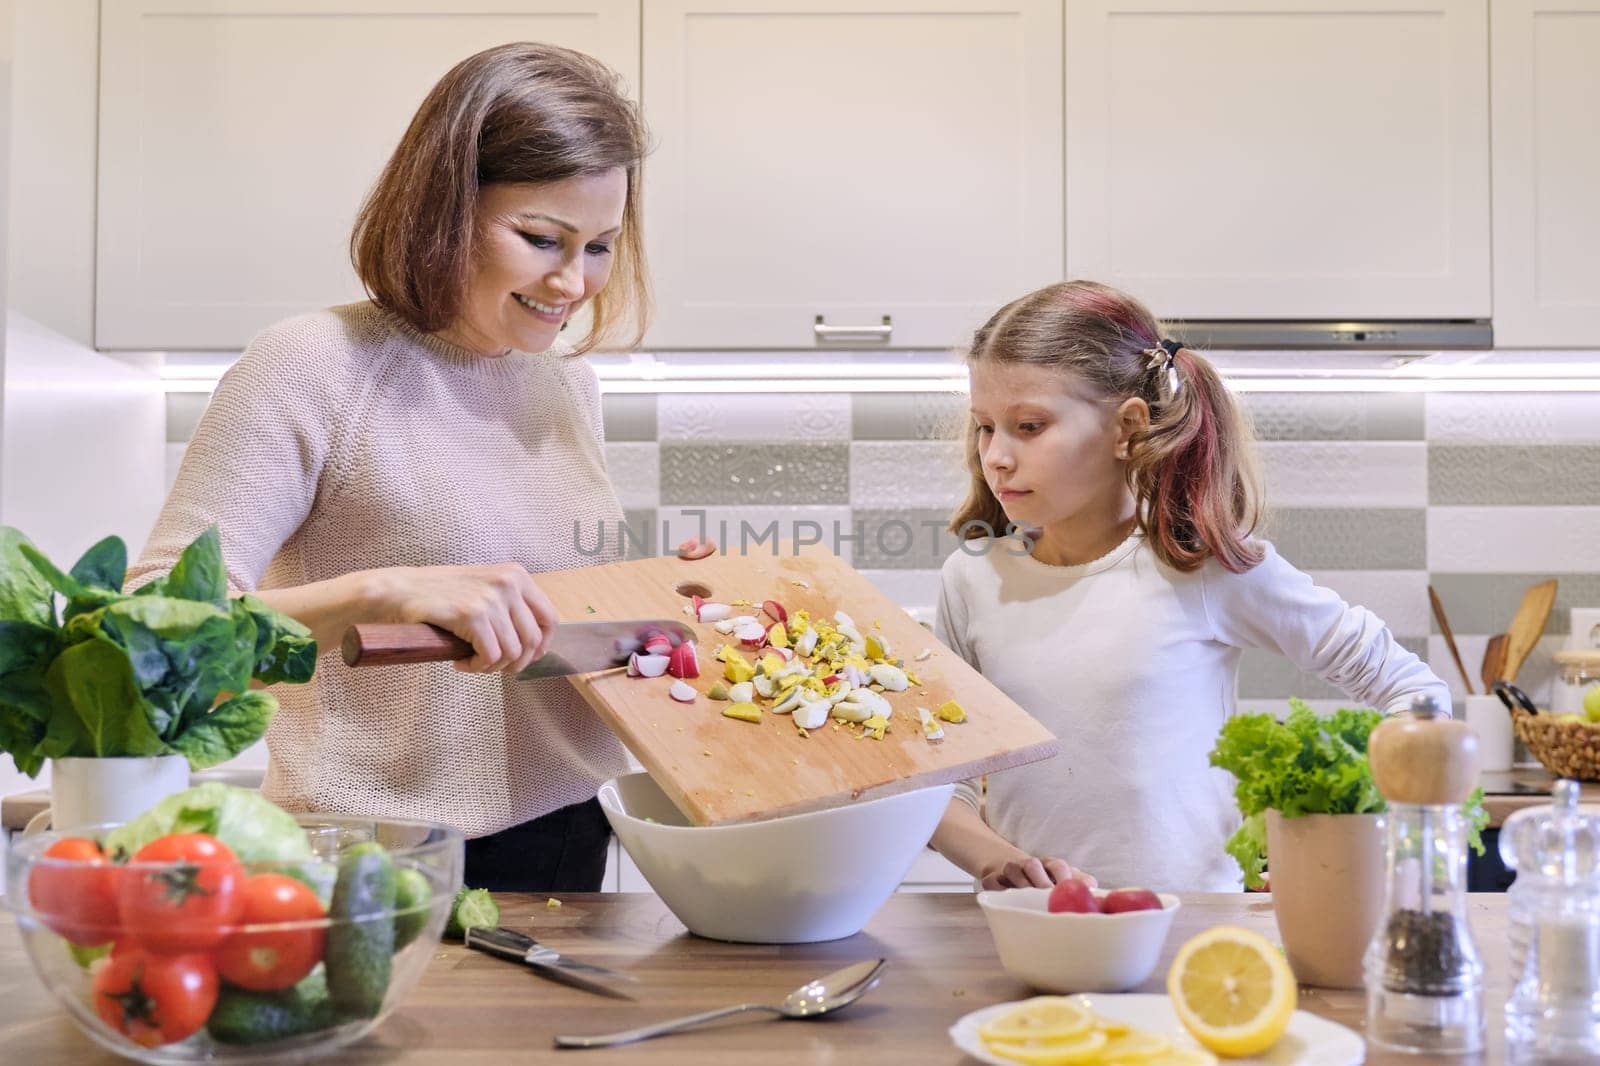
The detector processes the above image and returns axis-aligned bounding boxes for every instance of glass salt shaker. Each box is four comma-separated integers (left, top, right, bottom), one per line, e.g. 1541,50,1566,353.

1364,694,1486,1054
1501,778,1600,1063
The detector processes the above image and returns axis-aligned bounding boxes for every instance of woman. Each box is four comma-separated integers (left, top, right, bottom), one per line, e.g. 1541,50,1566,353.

129,43,652,891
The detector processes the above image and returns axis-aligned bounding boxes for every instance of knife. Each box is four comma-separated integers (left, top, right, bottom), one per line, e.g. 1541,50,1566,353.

340,618,695,679
465,926,639,999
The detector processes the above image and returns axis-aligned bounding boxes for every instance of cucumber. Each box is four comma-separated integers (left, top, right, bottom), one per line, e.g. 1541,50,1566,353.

392,866,433,951
207,971,334,1045
324,842,397,1019
444,887,498,940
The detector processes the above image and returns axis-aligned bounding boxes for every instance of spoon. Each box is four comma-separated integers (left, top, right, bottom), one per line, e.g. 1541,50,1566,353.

552,958,887,1049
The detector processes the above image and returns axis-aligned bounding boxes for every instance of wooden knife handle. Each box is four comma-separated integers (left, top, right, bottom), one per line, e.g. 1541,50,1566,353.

342,623,473,667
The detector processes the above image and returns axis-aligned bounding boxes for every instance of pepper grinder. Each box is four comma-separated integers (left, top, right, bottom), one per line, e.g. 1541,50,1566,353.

1364,693,1485,1054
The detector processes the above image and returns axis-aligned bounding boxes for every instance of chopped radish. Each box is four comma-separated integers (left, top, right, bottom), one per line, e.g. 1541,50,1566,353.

762,599,788,624
734,620,768,647
676,536,716,561
643,634,673,656
667,641,699,679
692,594,705,617
632,653,670,678
696,602,732,623
669,680,696,703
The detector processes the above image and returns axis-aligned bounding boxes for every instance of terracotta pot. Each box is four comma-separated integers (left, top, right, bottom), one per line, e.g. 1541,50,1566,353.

1265,810,1385,989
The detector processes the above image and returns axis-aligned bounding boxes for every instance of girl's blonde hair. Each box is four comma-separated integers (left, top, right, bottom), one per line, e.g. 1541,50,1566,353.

950,280,1265,573
351,42,651,354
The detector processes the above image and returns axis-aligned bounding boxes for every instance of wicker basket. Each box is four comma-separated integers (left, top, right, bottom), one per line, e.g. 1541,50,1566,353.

1510,704,1600,781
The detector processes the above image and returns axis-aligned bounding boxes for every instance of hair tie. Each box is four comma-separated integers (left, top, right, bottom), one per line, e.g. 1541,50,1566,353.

1145,339,1184,399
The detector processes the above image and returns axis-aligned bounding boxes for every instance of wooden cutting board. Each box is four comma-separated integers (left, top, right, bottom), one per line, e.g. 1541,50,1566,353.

532,543,1060,825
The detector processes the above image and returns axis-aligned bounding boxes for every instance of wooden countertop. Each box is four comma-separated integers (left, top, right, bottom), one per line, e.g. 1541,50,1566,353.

1,891,1516,1065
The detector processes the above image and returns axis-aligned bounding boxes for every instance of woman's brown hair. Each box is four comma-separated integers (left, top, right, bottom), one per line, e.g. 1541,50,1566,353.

351,42,651,354
949,280,1265,573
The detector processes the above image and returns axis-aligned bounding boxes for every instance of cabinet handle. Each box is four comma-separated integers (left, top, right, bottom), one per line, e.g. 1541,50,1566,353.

813,314,892,343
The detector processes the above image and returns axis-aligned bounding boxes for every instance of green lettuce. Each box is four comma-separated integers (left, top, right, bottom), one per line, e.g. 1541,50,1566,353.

103,782,312,864
1211,698,1488,888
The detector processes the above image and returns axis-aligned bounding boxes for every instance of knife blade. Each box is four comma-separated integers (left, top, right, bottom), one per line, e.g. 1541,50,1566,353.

341,618,695,678
465,926,638,1000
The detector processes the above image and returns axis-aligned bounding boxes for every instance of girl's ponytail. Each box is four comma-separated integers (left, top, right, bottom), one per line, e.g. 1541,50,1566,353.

1126,347,1263,573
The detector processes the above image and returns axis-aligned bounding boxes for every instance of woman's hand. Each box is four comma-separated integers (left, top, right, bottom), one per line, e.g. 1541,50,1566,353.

979,856,1098,891
378,563,560,673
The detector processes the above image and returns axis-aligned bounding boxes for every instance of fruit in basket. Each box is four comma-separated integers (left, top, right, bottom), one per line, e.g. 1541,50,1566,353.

325,842,397,1019
119,833,245,954
28,837,120,946
92,947,219,1047
1166,926,1296,1057
1046,878,1100,914
215,874,326,991
1101,888,1163,914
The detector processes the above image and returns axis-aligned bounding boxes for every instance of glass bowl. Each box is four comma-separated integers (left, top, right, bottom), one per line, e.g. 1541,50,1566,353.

5,813,462,1064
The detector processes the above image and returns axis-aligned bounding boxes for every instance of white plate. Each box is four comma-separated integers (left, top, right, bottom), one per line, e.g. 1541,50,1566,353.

950,994,1365,1066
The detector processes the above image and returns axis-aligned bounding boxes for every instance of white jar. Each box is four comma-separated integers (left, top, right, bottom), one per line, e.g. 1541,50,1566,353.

1551,649,1600,717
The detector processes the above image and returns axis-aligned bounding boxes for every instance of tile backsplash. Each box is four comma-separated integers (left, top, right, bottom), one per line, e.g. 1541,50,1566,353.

163,387,1600,717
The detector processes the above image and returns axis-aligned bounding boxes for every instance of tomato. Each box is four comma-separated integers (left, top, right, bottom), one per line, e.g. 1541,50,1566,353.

92,948,218,1047
118,833,244,955
214,873,326,991
1046,878,1100,914
28,837,121,946
1100,887,1164,913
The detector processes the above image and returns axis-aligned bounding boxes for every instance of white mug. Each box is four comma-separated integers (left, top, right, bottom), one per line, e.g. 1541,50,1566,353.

1464,694,1514,773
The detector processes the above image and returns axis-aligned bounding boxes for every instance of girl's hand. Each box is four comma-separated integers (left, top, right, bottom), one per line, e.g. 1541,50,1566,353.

979,855,1098,891
379,564,560,674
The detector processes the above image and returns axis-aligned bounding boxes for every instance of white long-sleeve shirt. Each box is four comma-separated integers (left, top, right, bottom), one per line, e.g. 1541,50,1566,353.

936,531,1448,892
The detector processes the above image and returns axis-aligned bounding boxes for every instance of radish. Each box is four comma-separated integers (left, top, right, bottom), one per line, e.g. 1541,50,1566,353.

669,680,696,703
667,641,699,679
761,599,788,624
631,653,670,678
696,602,733,623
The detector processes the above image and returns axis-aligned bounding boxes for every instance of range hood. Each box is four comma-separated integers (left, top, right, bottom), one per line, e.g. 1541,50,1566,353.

1168,321,1492,350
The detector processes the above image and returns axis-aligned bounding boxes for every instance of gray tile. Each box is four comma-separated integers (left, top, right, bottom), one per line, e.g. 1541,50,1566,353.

1429,445,1600,506
603,442,659,509
1426,573,1600,636
620,508,657,561
1262,508,1427,570
851,393,969,441
1237,637,1430,701
601,394,657,442
851,507,963,570
658,443,849,506
166,393,211,443
1242,393,1424,441
849,441,967,508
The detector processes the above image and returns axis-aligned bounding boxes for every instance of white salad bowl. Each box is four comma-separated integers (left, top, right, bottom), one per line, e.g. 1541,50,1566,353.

977,886,1180,993
598,772,954,943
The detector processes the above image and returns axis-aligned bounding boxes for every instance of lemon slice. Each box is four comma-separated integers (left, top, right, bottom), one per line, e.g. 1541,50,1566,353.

1098,1029,1171,1060
978,997,1095,1044
982,1030,1108,1065
1139,1051,1220,1066
1166,926,1297,1057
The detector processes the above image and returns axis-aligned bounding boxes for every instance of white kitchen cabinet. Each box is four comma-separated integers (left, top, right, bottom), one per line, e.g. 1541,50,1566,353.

1065,0,1491,321
95,0,639,350
1490,0,1600,347
640,0,1064,349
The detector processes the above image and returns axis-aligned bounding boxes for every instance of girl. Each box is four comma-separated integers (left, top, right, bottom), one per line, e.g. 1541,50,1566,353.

928,280,1447,893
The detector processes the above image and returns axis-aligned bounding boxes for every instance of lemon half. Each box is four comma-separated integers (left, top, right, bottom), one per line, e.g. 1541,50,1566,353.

1165,926,1297,1057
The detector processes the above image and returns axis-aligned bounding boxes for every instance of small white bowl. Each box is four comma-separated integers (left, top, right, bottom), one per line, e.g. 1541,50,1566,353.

977,886,1180,993
598,772,954,943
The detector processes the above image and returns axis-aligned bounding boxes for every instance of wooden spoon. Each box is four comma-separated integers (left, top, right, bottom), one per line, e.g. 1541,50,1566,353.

1428,586,1475,695
1503,579,1559,685
1481,632,1509,691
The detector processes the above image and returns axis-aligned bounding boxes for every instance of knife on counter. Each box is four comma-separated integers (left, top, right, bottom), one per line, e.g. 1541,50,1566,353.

341,618,695,679
465,926,640,1000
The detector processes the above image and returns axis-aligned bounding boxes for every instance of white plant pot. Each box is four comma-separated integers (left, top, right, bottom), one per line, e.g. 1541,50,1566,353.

34,755,191,834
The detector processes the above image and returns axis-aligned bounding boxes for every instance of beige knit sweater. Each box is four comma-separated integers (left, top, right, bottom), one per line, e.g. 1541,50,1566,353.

130,302,628,837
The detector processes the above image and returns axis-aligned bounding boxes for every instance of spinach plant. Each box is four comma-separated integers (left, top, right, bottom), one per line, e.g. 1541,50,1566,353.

0,525,315,775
